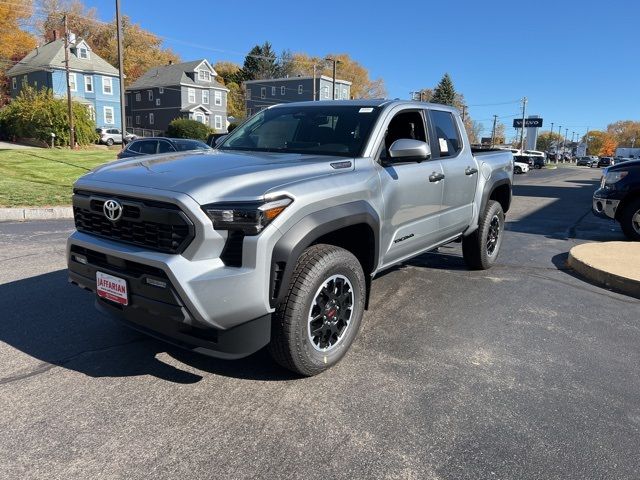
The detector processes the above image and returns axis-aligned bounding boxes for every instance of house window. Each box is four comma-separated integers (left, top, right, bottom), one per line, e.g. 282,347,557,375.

214,115,222,130
195,112,206,124
126,116,132,126
334,87,339,99
188,88,196,104
260,87,266,99
135,115,140,125
156,98,161,106
87,105,95,120
323,86,329,99
271,86,276,96
148,90,153,101
159,87,164,94
198,70,211,82
281,86,285,95
149,113,154,125
78,47,89,59
246,88,251,100
104,106,114,124
298,85,303,94
22,75,27,85
11,77,16,89
69,73,77,92
102,76,113,95
214,91,222,106
202,90,209,104
125,95,128,106
135,92,141,102
84,75,93,93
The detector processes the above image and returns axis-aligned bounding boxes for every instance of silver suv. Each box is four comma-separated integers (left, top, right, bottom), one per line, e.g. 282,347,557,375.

68,100,513,375
96,128,137,146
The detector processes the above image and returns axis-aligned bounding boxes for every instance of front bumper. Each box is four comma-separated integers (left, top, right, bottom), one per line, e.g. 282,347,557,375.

68,244,271,359
592,193,620,220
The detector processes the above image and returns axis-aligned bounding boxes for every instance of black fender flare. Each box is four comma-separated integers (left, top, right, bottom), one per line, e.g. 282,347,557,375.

269,201,380,307
480,176,512,217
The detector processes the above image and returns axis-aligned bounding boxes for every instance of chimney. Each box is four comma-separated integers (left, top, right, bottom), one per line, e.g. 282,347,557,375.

168,60,173,65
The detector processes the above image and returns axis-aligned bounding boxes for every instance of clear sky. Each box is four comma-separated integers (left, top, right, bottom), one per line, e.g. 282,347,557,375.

83,0,638,141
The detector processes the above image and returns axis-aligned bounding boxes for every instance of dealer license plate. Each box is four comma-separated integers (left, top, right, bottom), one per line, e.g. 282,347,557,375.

96,271,129,306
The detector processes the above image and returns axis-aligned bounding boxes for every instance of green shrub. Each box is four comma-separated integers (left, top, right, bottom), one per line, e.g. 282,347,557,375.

0,86,97,146
166,118,211,140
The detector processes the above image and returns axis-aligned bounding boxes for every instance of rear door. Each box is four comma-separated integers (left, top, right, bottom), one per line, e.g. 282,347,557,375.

377,108,445,267
428,109,477,237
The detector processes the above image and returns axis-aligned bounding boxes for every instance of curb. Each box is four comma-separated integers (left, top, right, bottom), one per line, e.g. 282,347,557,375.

0,207,74,222
568,243,640,299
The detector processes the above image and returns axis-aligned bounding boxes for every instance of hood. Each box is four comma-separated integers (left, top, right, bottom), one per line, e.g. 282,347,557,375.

77,149,354,204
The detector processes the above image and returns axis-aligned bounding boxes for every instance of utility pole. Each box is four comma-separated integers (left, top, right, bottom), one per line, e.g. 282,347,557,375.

115,0,126,146
491,114,498,147
585,127,590,155
461,105,466,122
519,97,527,151
325,57,339,100
312,64,317,100
63,14,75,149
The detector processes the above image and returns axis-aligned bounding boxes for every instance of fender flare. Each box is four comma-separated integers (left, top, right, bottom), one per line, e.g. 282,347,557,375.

269,201,380,307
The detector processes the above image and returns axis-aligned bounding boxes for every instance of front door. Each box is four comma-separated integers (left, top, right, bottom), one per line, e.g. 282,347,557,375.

377,109,445,267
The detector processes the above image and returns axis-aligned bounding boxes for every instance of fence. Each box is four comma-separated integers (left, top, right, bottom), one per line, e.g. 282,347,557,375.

130,128,165,138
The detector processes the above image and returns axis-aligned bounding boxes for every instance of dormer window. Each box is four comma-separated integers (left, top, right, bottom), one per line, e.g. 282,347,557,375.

198,70,211,82
78,47,89,59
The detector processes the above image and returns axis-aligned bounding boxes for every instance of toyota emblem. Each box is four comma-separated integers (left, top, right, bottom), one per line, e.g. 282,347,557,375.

103,199,123,222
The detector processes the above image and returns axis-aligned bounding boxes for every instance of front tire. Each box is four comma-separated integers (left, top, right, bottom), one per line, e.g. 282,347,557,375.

619,198,640,241
269,244,366,376
462,200,505,270
106,138,114,146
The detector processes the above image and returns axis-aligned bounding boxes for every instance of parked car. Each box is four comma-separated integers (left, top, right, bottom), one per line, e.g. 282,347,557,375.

596,157,614,168
513,159,529,174
67,100,513,376
528,156,545,169
593,159,640,240
96,128,138,146
577,156,592,166
116,137,212,159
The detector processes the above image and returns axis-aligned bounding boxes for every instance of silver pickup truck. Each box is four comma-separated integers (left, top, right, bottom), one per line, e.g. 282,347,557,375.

67,100,513,375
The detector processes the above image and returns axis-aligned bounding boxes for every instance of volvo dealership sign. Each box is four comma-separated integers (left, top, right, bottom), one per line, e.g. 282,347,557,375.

513,118,544,128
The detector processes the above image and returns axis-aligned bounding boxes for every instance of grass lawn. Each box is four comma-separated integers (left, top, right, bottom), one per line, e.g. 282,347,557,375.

0,148,117,207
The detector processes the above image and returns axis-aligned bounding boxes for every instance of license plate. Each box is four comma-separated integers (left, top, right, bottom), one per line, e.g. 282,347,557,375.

96,271,129,306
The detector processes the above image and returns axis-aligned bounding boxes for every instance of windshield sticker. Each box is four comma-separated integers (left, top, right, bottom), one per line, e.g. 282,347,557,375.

359,107,374,113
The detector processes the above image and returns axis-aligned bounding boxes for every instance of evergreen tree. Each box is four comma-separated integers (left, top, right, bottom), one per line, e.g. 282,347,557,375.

431,73,456,106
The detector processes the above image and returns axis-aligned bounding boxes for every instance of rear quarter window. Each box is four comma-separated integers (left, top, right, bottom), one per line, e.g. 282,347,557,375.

430,110,462,157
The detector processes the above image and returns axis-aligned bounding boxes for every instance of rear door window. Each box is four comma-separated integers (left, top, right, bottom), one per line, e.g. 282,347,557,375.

429,110,462,157
137,140,158,155
158,140,175,153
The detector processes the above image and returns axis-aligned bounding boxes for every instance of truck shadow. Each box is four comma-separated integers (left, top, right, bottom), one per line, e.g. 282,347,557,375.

0,270,297,384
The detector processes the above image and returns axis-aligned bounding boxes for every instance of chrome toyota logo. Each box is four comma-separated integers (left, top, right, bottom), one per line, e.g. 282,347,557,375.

103,199,123,222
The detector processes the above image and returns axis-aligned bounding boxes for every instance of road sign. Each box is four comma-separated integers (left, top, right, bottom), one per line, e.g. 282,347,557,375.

513,118,544,128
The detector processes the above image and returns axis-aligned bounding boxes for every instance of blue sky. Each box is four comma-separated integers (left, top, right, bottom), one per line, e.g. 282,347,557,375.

83,0,638,140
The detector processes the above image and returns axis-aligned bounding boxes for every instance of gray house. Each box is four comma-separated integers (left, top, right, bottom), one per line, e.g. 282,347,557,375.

244,75,352,116
125,59,228,134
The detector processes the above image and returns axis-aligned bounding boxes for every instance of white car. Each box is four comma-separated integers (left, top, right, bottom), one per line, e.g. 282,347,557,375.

514,160,529,174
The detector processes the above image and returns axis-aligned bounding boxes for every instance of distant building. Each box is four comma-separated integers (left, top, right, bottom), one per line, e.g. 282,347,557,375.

615,147,640,158
126,59,229,133
244,76,352,116
7,37,122,129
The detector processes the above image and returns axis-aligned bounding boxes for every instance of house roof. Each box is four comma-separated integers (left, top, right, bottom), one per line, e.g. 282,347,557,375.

244,75,352,86
126,59,228,91
180,103,213,114
7,38,119,77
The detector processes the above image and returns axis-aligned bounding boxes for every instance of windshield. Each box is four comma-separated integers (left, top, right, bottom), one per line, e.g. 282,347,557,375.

218,105,381,157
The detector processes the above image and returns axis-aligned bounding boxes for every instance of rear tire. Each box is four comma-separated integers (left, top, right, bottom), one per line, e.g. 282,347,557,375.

269,244,366,376
462,200,505,270
619,198,640,241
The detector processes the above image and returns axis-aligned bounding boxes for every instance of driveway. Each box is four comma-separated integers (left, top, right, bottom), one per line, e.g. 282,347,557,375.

0,141,39,150
1,167,639,479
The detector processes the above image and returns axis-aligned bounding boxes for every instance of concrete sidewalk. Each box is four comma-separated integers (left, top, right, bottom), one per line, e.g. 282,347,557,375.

568,242,640,299
0,207,73,222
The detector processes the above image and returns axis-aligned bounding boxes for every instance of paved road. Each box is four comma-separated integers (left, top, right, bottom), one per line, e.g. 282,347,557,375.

1,167,639,480
0,141,37,150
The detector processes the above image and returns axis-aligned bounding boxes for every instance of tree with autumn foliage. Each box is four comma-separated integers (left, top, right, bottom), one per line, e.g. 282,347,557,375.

213,61,245,120
583,130,617,156
289,53,386,99
37,0,179,86
606,120,640,148
536,131,564,152
0,0,37,106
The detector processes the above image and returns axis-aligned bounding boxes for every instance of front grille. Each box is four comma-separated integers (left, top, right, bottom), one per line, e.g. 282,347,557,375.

73,191,194,254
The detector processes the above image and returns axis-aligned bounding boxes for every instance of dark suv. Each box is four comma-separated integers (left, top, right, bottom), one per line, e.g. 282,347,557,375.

593,159,640,240
116,137,212,159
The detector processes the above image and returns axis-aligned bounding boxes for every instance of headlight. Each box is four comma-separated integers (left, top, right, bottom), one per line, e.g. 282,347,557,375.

601,171,628,188
202,197,292,235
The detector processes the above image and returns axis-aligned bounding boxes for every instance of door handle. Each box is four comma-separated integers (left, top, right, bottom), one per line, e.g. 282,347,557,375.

465,167,478,175
429,172,445,182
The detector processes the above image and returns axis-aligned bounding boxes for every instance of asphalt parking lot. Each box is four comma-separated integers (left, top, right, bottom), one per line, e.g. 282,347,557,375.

1,166,639,480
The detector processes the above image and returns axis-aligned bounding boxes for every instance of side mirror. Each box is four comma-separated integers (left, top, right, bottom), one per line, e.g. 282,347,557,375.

214,135,227,147
388,139,431,162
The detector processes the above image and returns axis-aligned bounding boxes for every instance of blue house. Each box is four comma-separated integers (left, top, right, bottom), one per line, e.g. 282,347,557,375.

7,37,122,129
